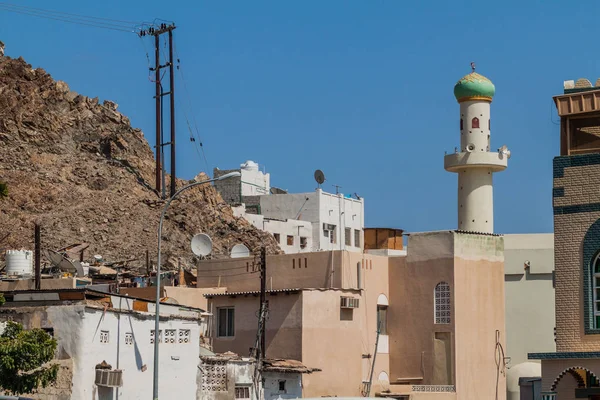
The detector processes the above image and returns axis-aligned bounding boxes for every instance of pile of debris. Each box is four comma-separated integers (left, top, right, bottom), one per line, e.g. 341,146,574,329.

0,45,280,271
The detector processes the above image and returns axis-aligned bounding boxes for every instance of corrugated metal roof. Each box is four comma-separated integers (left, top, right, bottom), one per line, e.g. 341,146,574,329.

204,288,301,297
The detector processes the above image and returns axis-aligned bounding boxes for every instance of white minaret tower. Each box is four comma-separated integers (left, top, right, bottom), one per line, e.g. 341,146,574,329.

444,65,509,233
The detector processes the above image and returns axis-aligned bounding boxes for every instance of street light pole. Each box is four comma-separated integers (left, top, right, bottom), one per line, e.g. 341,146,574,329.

152,171,241,399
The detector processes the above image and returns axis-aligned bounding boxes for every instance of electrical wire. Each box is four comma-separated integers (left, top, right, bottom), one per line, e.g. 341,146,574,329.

0,2,140,25
0,4,137,33
197,265,258,273
495,330,506,400
173,43,211,173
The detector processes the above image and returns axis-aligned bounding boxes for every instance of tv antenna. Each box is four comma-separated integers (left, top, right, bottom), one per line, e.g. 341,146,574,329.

314,169,326,188
191,233,213,257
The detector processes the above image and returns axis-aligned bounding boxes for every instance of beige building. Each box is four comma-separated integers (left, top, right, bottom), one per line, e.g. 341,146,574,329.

199,230,506,399
529,78,600,399
503,234,555,400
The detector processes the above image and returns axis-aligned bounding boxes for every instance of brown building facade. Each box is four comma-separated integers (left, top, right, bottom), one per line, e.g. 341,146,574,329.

530,80,600,399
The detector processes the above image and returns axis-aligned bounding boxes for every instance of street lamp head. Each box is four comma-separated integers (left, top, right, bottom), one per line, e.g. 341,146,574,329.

217,171,241,180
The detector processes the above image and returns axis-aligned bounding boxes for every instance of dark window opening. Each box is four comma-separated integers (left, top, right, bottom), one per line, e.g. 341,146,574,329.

472,117,480,129
278,381,286,393
273,233,280,243
300,237,307,249
377,305,388,335
460,119,463,130
218,307,235,337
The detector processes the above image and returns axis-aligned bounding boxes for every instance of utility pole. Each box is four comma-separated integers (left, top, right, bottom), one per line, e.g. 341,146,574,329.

139,23,177,199
333,184,343,251
259,247,267,361
168,29,176,197
34,223,41,290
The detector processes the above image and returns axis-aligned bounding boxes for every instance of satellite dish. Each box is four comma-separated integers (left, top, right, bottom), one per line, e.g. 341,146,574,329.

231,244,250,258
314,169,326,186
45,249,79,274
191,233,213,256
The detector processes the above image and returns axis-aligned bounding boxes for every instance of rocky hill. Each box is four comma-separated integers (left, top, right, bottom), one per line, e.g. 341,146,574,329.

0,51,280,271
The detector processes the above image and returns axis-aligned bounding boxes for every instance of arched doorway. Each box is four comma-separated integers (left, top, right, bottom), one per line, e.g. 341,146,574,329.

551,366,600,399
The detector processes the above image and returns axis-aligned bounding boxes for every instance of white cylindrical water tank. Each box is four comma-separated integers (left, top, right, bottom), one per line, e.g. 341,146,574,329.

5,250,34,276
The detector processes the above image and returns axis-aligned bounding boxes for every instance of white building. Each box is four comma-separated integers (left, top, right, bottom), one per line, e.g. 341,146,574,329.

233,204,313,254
199,352,319,400
214,160,270,205
0,289,206,400
258,189,364,253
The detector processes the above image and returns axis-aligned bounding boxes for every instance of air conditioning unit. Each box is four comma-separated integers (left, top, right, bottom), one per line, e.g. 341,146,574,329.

341,296,359,309
95,369,123,387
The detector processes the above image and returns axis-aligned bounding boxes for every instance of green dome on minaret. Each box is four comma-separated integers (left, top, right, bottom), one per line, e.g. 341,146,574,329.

453,72,495,103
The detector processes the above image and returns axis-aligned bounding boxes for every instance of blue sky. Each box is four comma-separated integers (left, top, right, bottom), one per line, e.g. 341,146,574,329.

1,1,597,234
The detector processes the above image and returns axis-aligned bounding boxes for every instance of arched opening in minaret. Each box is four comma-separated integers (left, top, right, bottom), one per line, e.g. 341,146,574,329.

460,119,463,131
471,117,480,129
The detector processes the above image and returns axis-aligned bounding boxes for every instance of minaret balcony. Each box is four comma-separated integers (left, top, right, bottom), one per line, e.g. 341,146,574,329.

444,151,508,173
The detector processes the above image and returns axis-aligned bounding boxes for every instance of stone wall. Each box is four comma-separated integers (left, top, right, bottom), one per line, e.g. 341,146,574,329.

553,154,600,351
214,168,242,204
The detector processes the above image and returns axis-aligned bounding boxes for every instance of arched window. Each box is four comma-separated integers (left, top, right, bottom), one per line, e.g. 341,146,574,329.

593,254,600,328
460,119,463,130
472,117,480,129
434,282,451,324
377,294,389,335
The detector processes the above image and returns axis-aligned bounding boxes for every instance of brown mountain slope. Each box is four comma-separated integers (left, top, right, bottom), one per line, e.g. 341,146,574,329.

0,53,280,270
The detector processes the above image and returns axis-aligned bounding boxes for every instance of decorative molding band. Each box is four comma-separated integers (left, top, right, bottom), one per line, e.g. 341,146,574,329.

411,385,456,393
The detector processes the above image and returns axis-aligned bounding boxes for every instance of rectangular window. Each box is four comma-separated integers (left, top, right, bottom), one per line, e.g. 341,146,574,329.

273,233,280,243
345,228,352,246
100,330,109,344
287,235,294,246
278,380,286,393
354,229,361,248
218,307,235,337
300,237,307,249
235,386,250,399
323,224,336,244
377,306,388,335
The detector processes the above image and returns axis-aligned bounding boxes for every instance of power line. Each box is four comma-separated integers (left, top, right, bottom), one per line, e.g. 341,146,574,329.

0,2,140,25
0,4,137,33
173,43,211,173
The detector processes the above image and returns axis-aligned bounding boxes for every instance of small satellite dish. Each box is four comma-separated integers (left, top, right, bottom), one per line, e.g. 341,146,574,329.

191,233,213,256
231,244,250,258
314,169,326,186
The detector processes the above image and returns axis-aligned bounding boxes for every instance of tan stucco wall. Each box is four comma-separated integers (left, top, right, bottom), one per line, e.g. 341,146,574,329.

453,233,506,400
0,278,83,291
164,286,226,310
210,292,303,360
197,251,366,293
388,232,455,386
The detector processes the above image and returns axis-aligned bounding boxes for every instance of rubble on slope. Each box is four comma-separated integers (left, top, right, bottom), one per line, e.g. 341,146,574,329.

0,50,280,271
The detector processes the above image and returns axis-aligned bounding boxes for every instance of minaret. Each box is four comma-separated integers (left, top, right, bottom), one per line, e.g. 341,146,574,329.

444,66,509,233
